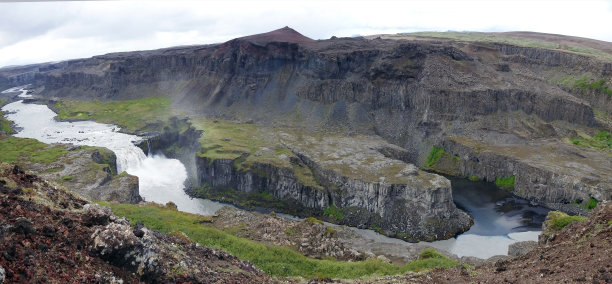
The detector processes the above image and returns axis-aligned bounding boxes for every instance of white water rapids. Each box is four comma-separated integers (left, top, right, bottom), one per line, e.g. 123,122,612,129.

1,96,224,215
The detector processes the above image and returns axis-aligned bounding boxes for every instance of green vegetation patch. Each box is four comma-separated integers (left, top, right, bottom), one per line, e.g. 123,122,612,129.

54,97,173,131
0,136,68,164
192,118,322,189
305,217,323,225
0,100,14,134
552,215,587,231
468,175,480,181
0,115,14,135
193,118,268,161
544,211,587,232
570,131,612,150
425,146,445,169
495,176,515,190
585,197,598,210
60,175,74,181
574,78,612,96
323,205,344,221
107,203,459,278
559,75,612,96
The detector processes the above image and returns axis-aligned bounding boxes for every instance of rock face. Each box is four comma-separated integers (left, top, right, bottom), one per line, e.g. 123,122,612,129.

15,28,609,129
210,206,367,261
435,138,612,206
193,148,471,242
507,241,538,257
21,145,142,204
89,216,265,282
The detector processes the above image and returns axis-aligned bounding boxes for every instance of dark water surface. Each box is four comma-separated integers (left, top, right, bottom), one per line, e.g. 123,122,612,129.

450,177,550,236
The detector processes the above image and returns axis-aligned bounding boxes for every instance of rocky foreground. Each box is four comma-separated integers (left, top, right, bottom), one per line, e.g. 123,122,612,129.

1,160,611,283
0,163,268,283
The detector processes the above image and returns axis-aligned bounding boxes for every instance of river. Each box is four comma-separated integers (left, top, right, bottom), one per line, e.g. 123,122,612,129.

1,88,549,259
1,89,224,215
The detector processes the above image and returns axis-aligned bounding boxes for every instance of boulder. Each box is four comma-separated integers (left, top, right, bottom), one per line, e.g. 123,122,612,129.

508,241,538,257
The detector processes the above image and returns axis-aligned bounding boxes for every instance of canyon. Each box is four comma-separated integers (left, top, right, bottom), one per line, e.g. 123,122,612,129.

1,27,612,242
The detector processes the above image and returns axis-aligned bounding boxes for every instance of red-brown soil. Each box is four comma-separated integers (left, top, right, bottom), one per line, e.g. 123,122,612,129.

0,164,270,283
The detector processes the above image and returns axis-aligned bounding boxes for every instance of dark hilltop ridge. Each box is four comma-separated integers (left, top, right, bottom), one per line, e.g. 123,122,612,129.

1,27,612,242
239,26,317,45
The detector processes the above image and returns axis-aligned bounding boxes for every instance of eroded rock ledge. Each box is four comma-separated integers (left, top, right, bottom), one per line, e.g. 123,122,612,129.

186,129,472,242
428,137,612,212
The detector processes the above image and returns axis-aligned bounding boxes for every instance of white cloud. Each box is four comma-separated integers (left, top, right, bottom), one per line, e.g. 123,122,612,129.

0,0,611,67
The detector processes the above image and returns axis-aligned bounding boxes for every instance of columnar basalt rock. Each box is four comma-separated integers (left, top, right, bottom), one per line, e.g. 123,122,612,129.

192,148,472,242
436,138,612,206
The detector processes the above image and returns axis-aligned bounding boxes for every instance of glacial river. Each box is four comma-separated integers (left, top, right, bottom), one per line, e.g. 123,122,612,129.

1,87,549,259
2,88,224,215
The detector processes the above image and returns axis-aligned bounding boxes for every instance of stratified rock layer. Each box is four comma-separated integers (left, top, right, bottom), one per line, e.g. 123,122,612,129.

2,28,611,238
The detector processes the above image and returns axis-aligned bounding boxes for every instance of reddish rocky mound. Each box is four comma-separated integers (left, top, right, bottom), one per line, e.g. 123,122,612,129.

0,164,269,283
238,26,315,45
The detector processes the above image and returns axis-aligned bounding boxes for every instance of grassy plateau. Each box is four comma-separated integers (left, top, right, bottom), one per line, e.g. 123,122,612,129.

54,97,174,131
0,136,68,164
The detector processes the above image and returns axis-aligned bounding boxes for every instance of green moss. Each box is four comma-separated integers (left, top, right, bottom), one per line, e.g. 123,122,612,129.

60,175,74,181
585,197,598,210
417,249,445,260
0,115,14,135
0,137,68,164
552,215,587,231
569,131,612,150
468,175,479,181
495,176,515,190
325,226,337,237
192,118,322,190
425,146,445,169
305,217,323,225
54,97,173,131
284,227,295,236
0,99,11,134
42,166,65,174
323,205,344,221
108,203,459,278
574,77,612,96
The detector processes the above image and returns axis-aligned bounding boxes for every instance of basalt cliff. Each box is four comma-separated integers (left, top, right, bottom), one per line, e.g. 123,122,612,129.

2,27,612,241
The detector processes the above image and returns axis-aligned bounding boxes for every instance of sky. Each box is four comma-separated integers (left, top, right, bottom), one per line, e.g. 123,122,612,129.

1,0,612,68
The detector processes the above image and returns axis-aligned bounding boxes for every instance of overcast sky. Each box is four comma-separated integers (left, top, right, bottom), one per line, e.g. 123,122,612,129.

1,0,611,68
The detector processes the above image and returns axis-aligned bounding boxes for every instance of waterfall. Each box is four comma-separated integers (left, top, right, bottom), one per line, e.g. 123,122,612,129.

114,147,147,173
147,139,152,157
2,98,226,216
